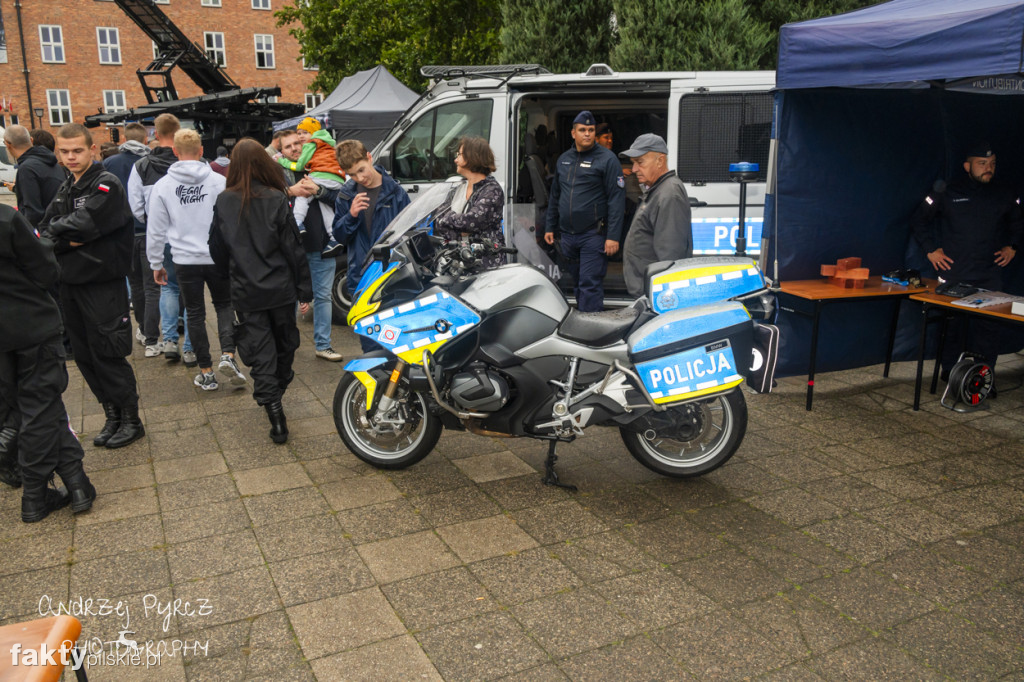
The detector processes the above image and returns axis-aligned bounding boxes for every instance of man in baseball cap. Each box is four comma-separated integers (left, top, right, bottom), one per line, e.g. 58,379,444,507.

619,134,692,297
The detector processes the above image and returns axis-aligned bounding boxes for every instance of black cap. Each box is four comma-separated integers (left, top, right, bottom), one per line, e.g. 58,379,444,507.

216,145,229,157
964,141,994,159
573,110,596,126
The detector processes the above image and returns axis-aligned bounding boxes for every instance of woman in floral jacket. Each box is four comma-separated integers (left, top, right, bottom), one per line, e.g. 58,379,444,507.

436,136,507,268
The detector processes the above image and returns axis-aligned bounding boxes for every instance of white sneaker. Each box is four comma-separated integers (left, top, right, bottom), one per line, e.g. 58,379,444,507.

218,354,247,387
193,371,219,391
182,351,198,367
144,344,162,358
315,348,344,362
135,328,146,346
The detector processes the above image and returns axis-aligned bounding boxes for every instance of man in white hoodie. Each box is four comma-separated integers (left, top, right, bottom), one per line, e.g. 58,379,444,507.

146,129,244,391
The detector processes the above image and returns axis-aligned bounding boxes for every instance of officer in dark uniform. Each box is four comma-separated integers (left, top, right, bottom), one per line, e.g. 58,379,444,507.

542,110,626,311
40,123,144,449
910,141,1023,375
1,204,96,522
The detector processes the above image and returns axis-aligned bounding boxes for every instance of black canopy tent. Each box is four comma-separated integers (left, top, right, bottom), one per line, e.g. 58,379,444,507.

764,0,1024,375
275,65,418,150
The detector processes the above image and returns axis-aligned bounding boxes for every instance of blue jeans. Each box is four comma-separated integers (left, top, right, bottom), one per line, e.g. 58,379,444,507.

160,247,192,352
306,253,336,351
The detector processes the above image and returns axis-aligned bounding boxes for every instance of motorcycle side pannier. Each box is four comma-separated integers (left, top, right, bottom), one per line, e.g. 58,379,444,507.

628,301,753,405
645,256,766,314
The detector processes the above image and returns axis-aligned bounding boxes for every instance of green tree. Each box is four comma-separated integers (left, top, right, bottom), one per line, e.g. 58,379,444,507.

276,0,501,93
500,0,615,74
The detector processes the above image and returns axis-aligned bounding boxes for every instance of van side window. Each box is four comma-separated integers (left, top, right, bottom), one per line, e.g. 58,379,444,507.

677,93,772,184
393,99,493,183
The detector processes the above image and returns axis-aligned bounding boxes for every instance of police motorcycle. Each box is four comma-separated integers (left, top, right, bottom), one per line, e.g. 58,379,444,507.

335,182,778,486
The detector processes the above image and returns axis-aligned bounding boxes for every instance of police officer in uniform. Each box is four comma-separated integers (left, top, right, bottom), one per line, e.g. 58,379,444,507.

910,141,1023,377
542,111,626,311
1,204,96,522
40,123,144,449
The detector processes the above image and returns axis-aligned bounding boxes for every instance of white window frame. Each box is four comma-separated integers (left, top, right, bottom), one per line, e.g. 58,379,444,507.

152,41,160,59
154,0,168,4
204,32,226,67
304,93,323,112
303,57,319,71
103,90,126,114
201,0,221,6
254,34,275,69
252,0,271,8
96,27,121,65
47,89,72,125
39,25,65,64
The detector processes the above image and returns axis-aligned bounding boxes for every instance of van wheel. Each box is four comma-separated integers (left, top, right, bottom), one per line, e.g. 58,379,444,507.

331,261,351,324
620,391,747,478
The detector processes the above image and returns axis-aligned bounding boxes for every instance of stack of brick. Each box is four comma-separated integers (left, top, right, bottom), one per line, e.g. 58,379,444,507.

821,257,869,288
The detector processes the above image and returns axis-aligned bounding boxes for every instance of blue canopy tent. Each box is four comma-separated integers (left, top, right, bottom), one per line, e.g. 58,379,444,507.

766,0,1024,375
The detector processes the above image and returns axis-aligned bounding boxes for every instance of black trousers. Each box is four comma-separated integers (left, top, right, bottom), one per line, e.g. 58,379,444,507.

176,263,235,369
61,279,139,407
127,235,161,344
0,336,84,483
942,273,1002,373
234,304,300,405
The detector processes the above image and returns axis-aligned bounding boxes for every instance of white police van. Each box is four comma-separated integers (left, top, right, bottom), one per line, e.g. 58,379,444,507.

334,64,775,311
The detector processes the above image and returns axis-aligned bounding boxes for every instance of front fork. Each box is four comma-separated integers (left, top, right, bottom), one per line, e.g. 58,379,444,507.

373,359,407,420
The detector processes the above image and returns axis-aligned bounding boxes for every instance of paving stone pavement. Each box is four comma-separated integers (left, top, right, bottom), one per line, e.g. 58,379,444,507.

1,312,1023,681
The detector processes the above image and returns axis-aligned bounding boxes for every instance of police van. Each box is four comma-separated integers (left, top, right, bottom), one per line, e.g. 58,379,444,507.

335,64,775,311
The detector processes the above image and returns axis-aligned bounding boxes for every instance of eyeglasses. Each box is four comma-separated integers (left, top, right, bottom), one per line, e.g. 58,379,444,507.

455,150,463,158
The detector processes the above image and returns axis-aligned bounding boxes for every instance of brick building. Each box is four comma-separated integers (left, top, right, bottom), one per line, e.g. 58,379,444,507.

0,0,322,137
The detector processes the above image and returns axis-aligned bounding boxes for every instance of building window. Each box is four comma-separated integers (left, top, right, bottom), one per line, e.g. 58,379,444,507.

97,27,121,65
303,57,318,71
201,0,221,6
103,90,126,113
39,25,65,63
47,89,72,125
154,0,168,4
252,0,271,8
152,41,160,59
204,32,226,67
304,93,323,112
254,34,274,69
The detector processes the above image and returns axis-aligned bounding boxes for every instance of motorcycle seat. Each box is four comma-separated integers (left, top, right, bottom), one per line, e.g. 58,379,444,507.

557,304,642,347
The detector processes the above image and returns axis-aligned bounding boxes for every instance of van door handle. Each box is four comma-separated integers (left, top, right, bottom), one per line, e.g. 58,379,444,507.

407,184,420,194
689,197,707,207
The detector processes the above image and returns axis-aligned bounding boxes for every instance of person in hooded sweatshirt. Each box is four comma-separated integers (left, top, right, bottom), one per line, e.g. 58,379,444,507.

104,122,160,355
209,138,312,444
146,129,239,392
209,145,230,177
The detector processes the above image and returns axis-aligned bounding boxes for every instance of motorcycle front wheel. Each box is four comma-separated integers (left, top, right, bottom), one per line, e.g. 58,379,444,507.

333,372,442,469
620,390,747,478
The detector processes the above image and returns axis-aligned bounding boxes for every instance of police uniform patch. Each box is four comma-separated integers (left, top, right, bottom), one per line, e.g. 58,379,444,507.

617,176,625,188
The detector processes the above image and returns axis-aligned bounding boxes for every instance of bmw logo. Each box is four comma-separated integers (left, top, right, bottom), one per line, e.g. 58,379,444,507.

434,319,451,333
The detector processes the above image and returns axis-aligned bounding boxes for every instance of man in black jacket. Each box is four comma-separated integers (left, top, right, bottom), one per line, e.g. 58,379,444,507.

104,122,160,355
2,124,67,229
1,203,96,522
40,123,144,450
911,142,1023,375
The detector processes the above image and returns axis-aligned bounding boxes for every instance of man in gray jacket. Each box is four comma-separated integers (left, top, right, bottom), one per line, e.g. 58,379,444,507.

620,134,692,297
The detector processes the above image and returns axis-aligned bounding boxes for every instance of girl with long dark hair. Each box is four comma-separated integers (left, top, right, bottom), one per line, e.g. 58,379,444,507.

209,138,313,443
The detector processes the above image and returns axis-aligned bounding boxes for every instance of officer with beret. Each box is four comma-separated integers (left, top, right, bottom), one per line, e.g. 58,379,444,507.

910,141,1023,378
542,111,626,311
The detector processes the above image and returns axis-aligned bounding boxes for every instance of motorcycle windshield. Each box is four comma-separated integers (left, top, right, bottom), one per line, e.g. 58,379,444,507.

357,180,462,277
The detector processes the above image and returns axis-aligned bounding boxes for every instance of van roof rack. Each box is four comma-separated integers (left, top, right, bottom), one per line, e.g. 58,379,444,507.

420,64,551,81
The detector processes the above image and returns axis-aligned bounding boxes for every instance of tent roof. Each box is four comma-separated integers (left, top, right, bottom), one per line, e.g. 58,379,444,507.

275,65,418,131
777,0,1024,90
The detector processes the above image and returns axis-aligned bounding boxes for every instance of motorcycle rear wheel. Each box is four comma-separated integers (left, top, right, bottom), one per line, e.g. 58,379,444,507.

620,390,747,478
334,373,442,469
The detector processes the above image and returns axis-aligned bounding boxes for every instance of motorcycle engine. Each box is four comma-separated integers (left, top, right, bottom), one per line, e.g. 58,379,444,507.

449,363,510,412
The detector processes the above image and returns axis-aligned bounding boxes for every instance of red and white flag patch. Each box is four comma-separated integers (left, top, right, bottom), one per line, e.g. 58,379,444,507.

98,183,111,193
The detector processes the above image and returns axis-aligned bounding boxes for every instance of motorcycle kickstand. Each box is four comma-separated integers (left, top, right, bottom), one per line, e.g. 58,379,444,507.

542,441,577,491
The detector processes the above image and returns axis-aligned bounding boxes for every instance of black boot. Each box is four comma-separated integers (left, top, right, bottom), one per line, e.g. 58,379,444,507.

105,404,145,449
0,427,21,488
265,401,288,444
57,461,96,514
93,403,121,447
21,476,71,523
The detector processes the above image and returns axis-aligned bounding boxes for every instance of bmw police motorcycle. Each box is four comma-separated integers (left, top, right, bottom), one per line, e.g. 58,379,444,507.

336,182,778,486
